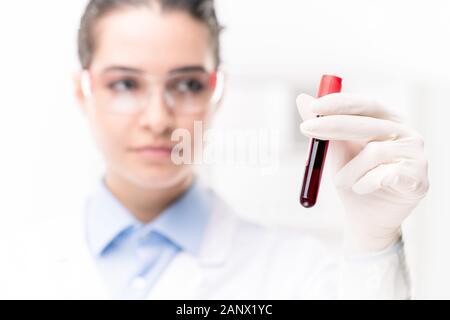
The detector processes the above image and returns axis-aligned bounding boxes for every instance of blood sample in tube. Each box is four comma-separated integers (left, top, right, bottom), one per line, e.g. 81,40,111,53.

300,75,342,208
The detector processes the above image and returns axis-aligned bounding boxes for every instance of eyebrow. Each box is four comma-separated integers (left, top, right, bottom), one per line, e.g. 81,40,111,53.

100,65,207,75
169,65,207,74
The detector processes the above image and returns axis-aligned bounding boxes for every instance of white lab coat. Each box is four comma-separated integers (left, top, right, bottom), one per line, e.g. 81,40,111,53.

1,190,410,300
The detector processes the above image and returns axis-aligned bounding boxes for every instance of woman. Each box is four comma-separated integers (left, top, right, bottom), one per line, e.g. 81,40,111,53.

5,0,428,299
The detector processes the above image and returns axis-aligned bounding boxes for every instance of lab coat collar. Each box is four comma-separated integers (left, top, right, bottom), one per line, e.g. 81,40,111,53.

193,190,239,267
44,199,110,299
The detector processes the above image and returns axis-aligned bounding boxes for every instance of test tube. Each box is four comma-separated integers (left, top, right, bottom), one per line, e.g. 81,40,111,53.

300,75,342,208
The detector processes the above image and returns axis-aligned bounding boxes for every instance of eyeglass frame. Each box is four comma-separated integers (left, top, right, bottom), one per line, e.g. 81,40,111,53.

80,66,225,116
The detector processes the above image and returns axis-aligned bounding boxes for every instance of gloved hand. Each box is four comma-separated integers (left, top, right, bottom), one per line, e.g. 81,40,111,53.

296,93,429,253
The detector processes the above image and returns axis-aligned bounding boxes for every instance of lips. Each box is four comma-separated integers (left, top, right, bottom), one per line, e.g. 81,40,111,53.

130,144,174,160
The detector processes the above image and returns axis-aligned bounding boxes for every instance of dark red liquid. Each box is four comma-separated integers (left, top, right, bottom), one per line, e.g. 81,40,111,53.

300,138,329,208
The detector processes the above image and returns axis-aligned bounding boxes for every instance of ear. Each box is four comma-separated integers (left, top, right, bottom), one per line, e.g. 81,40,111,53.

72,70,88,115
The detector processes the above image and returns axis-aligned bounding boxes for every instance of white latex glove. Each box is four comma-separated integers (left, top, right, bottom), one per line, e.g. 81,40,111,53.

297,93,429,253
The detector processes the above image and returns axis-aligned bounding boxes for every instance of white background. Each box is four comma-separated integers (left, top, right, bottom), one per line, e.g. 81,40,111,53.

0,0,449,298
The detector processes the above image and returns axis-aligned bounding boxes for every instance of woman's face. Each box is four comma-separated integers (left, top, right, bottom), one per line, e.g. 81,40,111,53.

75,6,217,189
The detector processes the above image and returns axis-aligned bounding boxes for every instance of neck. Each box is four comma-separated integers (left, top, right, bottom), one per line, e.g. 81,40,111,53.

104,171,193,224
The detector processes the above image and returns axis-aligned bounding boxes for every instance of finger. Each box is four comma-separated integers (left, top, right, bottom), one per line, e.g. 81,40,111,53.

311,93,403,122
352,159,429,199
300,115,416,142
334,138,424,189
296,94,317,121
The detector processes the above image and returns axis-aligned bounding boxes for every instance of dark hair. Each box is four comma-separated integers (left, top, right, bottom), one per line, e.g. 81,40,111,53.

77,0,223,69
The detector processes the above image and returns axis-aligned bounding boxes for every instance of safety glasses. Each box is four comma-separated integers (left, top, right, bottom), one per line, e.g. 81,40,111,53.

81,67,225,116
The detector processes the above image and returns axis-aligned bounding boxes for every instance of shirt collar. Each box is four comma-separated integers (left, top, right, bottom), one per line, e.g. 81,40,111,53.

85,177,211,257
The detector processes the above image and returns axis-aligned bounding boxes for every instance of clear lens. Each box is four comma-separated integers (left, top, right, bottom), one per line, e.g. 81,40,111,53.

85,69,223,115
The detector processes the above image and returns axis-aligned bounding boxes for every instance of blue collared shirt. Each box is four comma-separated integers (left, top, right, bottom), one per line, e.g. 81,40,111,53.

85,178,211,299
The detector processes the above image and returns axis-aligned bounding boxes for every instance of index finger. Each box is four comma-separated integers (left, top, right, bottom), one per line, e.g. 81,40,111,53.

311,93,403,122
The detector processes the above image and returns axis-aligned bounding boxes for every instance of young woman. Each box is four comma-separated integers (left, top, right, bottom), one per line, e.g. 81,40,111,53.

5,0,429,299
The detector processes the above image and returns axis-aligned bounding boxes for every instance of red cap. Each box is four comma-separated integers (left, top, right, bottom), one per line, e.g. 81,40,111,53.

317,75,342,98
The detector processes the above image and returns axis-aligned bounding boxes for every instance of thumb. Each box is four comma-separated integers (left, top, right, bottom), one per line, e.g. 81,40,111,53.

296,94,317,122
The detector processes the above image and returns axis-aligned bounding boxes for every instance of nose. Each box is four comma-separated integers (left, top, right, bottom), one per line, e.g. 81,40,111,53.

138,91,174,136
